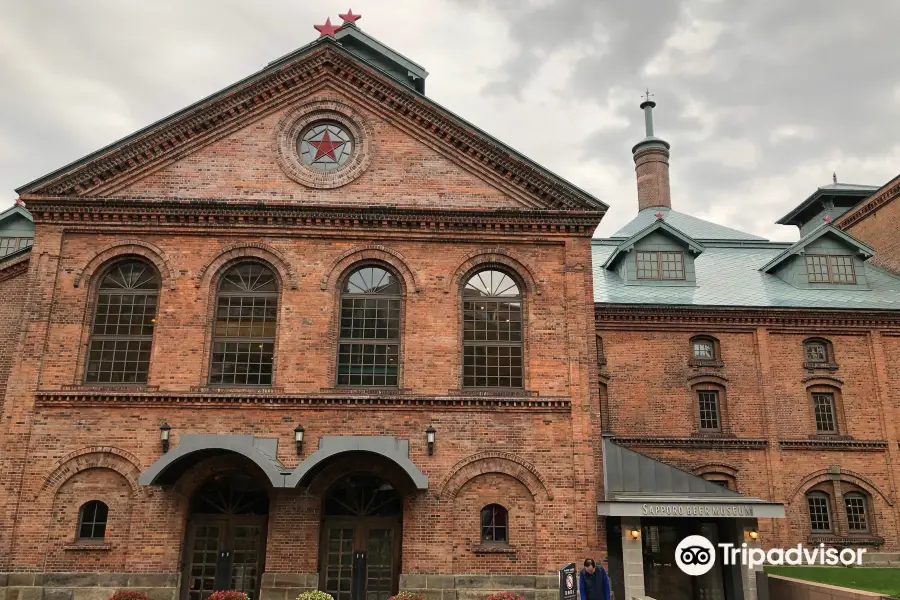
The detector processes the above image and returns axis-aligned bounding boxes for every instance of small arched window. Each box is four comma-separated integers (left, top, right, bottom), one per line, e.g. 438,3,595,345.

480,504,508,543
690,336,719,362
804,338,835,366
210,263,279,386
338,266,402,387
85,260,160,384
77,500,109,541
463,269,523,389
844,492,870,532
806,492,832,533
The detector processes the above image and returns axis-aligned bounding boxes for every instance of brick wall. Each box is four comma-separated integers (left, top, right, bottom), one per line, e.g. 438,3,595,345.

841,175,900,275
598,320,900,552
0,256,30,412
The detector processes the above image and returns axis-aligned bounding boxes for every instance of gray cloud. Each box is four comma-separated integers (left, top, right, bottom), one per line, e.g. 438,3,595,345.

1,0,898,242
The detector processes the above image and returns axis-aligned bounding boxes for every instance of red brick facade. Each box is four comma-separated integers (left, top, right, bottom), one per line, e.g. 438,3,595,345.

0,37,604,600
839,174,900,275
597,307,900,552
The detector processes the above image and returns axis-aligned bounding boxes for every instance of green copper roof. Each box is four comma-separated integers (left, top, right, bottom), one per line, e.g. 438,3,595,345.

592,241,900,309
611,208,767,242
776,183,879,227
759,223,875,274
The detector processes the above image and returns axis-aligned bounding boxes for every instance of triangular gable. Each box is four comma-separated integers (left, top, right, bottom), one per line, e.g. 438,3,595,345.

601,436,741,499
760,223,875,274
603,218,704,270
0,204,34,225
16,36,605,214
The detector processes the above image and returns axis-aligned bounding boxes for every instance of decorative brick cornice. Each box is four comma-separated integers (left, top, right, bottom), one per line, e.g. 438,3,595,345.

22,197,600,236
595,305,900,328
34,390,571,412
18,43,606,214
780,439,888,452
0,251,30,283
807,534,884,547
838,174,900,230
612,436,768,450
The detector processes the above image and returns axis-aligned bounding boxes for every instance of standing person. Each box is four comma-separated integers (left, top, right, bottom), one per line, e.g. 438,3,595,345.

579,558,611,600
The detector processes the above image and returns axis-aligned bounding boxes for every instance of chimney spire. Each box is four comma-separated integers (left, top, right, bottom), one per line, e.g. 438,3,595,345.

632,91,672,211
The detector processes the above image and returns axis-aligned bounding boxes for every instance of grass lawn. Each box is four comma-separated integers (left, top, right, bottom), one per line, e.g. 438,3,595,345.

765,567,900,597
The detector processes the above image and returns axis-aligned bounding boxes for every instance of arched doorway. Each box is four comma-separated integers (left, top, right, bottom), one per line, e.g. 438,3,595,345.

320,474,403,600
182,473,270,600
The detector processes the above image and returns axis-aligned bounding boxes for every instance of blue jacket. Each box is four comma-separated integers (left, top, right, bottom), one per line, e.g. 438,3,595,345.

579,567,611,600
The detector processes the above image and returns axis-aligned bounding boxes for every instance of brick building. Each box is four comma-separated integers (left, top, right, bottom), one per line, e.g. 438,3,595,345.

0,20,608,600
594,101,900,599
838,173,900,275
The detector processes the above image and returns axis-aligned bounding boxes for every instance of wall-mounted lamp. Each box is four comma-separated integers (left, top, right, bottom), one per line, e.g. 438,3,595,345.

629,528,641,541
748,529,760,542
294,425,305,456
159,423,172,454
426,426,436,456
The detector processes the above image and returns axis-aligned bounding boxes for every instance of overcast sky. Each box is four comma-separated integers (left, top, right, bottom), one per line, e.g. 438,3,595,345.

1,0,898,239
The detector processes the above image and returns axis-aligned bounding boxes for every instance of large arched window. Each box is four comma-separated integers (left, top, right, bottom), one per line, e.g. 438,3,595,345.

463,269,523,389
480,504,509,543
338,266,402,387
210,263,279,386
77,500,109,541
85,260,160,384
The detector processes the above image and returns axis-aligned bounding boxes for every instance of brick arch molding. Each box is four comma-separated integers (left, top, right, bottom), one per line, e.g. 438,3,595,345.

74,240,175,290
171,453,278,502
788,468,893,506
693,463,739,477
40,447,144,500
196,242,299,290
446,249,541,296
321,245,420,293
441,451,552,501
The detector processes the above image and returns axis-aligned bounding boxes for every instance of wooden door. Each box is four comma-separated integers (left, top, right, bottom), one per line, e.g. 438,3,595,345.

320,518,401,600
183,516,267,600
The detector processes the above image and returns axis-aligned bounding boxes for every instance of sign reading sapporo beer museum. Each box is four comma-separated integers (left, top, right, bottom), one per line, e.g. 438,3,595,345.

559,563,577,600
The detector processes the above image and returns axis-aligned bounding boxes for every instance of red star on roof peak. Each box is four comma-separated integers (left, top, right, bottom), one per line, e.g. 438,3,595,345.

824,216,833,224
655,212,664,220
314,17,342,39
339,9,362,24
15,198,25,206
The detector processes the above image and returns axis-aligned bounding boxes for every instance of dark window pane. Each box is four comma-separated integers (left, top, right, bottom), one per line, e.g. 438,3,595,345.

480,504,508,543
812,393,837,433
807,494,832,532
845,494,869,532
462,270,524,389
77,501,109,541
636,251,659,279
698,391,721,431
806,342,828,363
693,340,714,359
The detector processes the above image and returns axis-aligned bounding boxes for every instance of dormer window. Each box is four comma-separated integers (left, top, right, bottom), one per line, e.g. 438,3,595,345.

805,254,856,284
637,251,685,280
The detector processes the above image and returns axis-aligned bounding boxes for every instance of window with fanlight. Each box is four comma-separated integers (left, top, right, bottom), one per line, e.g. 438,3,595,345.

337,265,402,388
209,263,279,386
85,260,160,385
463,269,524,389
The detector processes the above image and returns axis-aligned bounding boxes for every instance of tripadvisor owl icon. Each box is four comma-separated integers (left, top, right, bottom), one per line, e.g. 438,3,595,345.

675,535,717,576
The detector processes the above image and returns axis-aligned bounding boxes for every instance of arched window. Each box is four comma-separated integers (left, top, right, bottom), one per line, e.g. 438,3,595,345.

85,260,160,384
691,336,719,361
844,492,870,532
811,391,839,434
806,492,832,533
463,269,523,389
77,501,109,541
210,263,279,386
804,338,835,367
338,266,402,387
480,504,508,543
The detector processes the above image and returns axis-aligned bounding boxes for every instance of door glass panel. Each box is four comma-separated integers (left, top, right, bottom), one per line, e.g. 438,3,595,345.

232,524,264,600
325,527,355,600
695,523,725,600
188,525,222,600
366,528,394,600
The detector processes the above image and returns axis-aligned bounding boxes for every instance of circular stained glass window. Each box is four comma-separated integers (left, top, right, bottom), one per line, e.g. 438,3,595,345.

298,122,354,172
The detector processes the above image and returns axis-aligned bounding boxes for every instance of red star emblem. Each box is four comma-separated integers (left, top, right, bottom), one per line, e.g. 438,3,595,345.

314,18,342,39
339,9,362,24
655,212,664,220
309,131,346,161
824,216,833,224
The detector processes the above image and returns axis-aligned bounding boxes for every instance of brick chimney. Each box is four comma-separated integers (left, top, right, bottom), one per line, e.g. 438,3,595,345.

632,98,671,211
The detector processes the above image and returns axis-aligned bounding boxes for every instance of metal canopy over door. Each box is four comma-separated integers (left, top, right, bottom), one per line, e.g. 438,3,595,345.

182,473,270,600
320,475,402,600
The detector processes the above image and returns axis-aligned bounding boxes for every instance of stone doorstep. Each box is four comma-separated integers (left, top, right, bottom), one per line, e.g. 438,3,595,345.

768,574,888,598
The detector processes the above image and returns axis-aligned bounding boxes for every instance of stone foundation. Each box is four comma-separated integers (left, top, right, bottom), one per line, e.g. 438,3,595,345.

0,574,179,600
400,574,558,600
259,573,319,600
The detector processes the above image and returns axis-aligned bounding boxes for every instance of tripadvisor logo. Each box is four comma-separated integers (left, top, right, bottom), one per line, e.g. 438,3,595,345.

675,535,868,575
